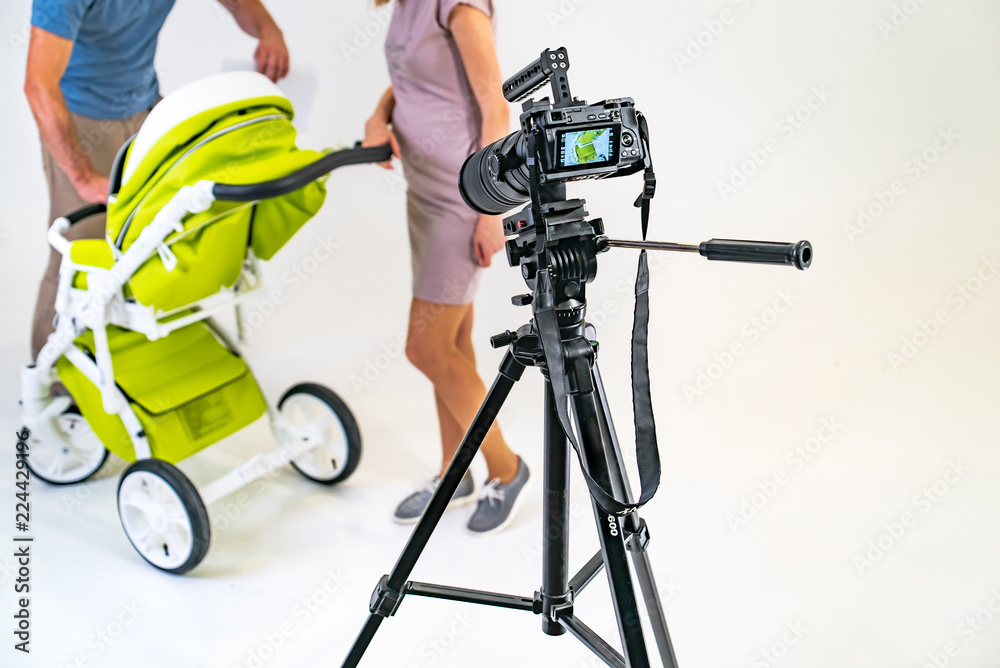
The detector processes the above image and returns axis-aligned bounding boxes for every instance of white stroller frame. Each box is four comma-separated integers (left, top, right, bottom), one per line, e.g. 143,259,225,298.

24,183,330,493
20,72,391,573
21,181,366,573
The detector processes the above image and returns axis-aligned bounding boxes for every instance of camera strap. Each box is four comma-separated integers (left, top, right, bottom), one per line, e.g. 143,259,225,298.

627,110,662,511
633,112,656,238
529,127,662,517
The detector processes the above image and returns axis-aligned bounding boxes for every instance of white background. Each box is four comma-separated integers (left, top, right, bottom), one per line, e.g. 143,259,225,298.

1,0,999,667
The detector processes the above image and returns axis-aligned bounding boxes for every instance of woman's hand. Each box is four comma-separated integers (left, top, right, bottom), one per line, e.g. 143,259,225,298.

473,214,505,267
363,116,401,170
254,26,289,82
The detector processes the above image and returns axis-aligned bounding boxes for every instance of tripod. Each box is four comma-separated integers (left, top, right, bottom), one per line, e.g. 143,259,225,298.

341,176,811,666
343,179,695,667
342,316,677,668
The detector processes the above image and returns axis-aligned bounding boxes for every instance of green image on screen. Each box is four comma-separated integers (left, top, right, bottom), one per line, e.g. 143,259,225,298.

561,128,613,167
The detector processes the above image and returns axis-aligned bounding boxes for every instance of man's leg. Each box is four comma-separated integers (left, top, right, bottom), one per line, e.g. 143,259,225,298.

31,110,147,361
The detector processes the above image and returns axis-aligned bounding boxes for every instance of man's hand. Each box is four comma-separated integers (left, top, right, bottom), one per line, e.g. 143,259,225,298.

254,25,289,82
74,174,110,205
474,214,505,267
220,1,290,82
24,27,109,205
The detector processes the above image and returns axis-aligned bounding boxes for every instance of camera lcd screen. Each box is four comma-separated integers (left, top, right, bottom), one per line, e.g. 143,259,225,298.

557,126,618,170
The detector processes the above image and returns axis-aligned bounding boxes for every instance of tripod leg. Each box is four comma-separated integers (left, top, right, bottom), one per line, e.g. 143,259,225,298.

541,380,570,636
571,388,651,668
592,359,631,496
594,361,679,667
341,351,525,668
626,524,679,668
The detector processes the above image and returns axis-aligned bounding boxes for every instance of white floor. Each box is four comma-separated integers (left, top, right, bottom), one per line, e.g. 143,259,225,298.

1,253,998,668
3,0,1000,666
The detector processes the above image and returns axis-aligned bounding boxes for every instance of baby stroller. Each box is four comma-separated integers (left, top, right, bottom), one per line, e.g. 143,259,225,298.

19,71,391,574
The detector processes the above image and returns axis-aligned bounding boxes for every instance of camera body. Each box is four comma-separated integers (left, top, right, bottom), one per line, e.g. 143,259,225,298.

459,48,649,216
506,97,645,185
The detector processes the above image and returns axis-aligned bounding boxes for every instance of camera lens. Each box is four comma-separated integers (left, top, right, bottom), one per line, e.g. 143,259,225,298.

458,131,531,215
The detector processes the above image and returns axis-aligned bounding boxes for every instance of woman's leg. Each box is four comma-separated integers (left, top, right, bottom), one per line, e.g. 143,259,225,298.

407,297,519,484
433,304,476,470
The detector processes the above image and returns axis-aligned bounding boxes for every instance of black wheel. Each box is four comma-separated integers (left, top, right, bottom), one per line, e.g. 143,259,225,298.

117,459,210,574
24,404,109,485
278,382,362,485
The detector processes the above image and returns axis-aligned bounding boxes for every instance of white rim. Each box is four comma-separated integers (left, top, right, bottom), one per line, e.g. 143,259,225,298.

118,471,194,570
281,393,350,481
29,411,106,483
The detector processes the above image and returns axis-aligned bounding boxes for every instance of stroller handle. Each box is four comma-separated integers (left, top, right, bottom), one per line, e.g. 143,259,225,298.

65,203,108,225
48,203,109,253
212,144,393,202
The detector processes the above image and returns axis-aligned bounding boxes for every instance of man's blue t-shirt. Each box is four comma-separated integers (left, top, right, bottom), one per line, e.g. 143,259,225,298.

31,0,176,120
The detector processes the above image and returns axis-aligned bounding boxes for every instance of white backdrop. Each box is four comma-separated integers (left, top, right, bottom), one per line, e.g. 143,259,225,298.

1,1,999,667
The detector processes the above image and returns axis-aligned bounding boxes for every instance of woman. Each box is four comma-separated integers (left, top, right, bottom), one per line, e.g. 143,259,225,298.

363,0,529,534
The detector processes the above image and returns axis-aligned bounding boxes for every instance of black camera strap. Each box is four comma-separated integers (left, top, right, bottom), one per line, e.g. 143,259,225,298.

529,126,661,516
633,112,656,238
628,110,662,510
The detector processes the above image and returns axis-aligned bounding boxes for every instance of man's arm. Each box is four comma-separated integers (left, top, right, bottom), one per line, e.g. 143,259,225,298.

24,26,109,204
218,0,289,82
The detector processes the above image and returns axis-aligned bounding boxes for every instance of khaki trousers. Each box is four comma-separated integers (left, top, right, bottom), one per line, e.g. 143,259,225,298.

32,109,150,360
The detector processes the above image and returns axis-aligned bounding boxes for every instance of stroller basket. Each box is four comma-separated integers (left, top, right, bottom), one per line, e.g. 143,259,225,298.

57,322,266,464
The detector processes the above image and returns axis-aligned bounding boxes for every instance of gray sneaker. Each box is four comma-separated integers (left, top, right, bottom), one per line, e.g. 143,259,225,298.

393,472,475,524
467,457,530,535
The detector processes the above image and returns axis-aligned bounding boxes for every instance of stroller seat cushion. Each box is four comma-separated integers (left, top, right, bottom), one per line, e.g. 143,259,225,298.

68,239,115,289
69,239,115,268
57,322,267,463
90,324,250,413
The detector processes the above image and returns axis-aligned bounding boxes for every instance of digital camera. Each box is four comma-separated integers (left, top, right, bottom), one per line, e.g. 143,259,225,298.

459,48,647,216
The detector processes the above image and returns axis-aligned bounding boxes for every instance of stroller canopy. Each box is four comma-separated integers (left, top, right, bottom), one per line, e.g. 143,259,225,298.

98,71,327,312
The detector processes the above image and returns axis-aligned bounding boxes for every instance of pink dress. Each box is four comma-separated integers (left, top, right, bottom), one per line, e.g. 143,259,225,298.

385,0,495,305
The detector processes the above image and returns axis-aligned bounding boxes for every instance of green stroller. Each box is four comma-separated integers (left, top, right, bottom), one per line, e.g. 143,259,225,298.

19,71,391,574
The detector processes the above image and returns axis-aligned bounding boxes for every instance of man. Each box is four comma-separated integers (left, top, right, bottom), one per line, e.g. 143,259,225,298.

25,0,290,362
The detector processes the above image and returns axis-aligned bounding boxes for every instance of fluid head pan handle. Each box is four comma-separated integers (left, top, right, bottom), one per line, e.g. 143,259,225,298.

699,239,812,270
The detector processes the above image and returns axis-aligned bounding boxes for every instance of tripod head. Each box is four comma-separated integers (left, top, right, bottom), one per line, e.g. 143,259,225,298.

500,185,599,317
498,184,813,330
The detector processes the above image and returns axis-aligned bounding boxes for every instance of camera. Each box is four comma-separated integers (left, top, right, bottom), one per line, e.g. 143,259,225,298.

459,48,648,216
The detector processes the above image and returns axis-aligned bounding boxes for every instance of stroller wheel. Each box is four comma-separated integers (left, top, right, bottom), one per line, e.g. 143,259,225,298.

279,383,362,485
25,405,109,485
117,459,210,574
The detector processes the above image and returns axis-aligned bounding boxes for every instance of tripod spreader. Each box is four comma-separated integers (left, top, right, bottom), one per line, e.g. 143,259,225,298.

600,238,812,270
